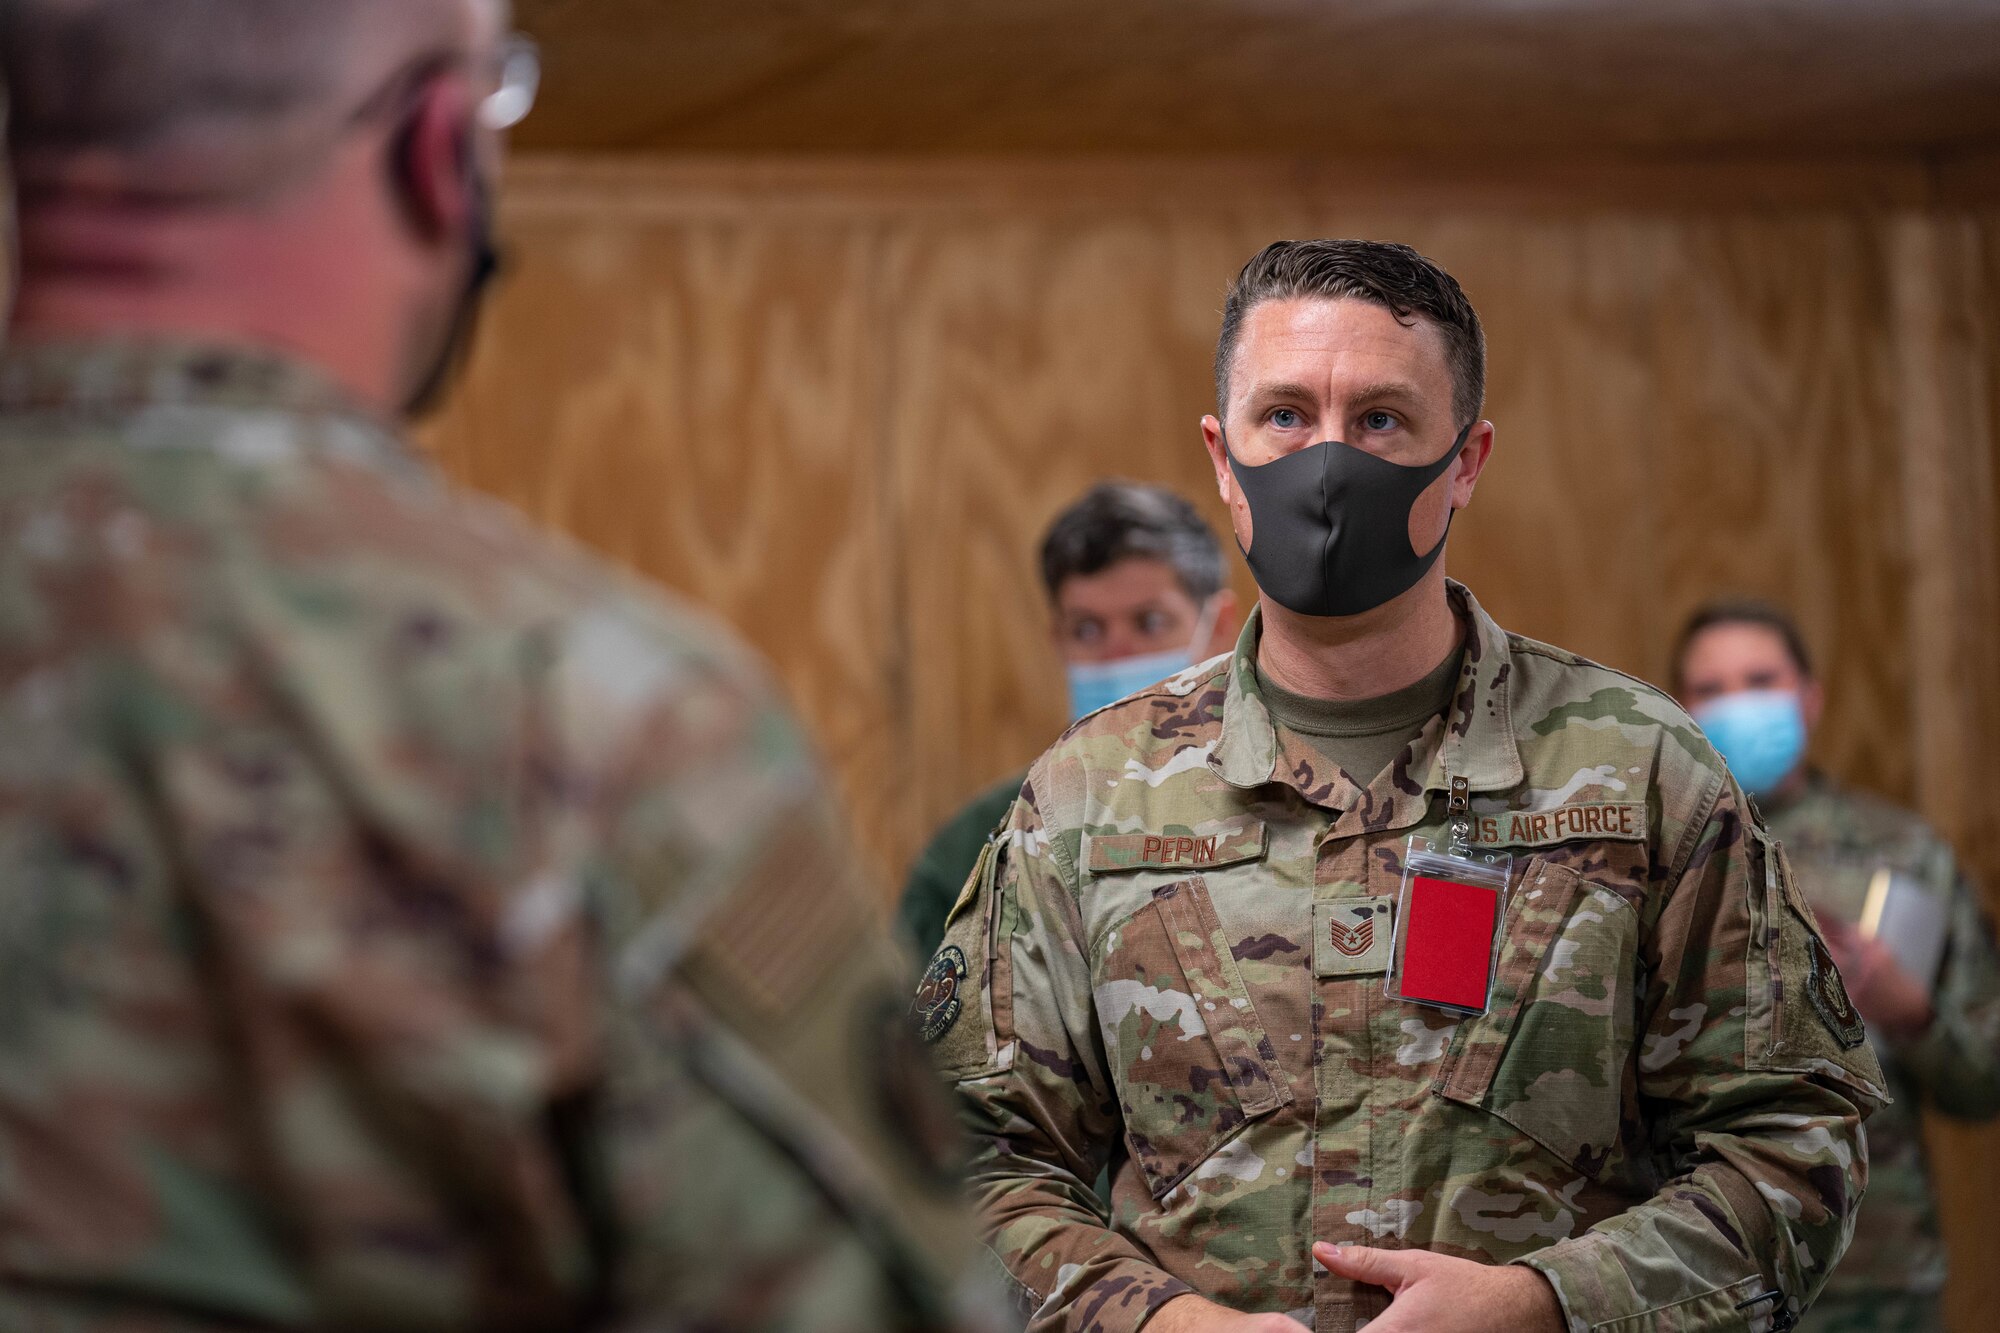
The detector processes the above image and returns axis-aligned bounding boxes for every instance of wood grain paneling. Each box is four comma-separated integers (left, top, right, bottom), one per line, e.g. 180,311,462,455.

1647,219,1915,802
1891,214,2000,1316
424,155,2000,1328
420,207,907,868
510,0,2000,156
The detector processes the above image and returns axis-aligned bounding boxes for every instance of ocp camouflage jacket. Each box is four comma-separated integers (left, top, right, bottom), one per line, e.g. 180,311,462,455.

923,584,1884,1333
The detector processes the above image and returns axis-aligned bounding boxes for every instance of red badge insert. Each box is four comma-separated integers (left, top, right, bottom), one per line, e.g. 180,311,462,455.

1399,875,1500,1011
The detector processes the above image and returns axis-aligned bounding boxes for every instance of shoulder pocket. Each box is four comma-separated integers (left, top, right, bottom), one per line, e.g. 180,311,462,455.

1435,858,1641,1175
919,836,1014,1078
1746,829,1885,1100
1092,875,1290,1198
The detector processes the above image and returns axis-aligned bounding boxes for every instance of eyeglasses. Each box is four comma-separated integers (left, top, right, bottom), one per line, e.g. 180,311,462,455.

480,34,541,131
353,33,540,133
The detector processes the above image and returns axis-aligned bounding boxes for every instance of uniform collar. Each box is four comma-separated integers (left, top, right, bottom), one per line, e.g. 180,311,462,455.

1210,579,1524,802
0,337,419,469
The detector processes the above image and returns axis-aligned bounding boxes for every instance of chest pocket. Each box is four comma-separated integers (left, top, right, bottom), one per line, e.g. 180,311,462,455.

1434,858,1641,1176
1092,876,1291,1198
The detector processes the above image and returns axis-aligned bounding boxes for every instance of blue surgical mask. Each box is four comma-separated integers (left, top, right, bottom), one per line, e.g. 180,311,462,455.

1064,599,1221,722
1692,689,1807,797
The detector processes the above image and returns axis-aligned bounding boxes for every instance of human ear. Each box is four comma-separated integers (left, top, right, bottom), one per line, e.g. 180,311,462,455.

388,75,479,244
1449,421,1496,510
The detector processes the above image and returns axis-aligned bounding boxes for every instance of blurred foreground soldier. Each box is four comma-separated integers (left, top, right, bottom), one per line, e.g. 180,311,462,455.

0,2,970,1328
899,483,1237,956
1676,603,2000,1333
919,240,1884,1333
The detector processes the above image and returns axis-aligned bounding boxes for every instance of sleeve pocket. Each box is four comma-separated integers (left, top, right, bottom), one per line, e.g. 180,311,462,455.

921,836,1014,1078
1745,828,1885,1103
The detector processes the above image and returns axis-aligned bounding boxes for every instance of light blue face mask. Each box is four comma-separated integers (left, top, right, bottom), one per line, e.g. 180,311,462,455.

1064,600,1221,722
1691,689,1807,797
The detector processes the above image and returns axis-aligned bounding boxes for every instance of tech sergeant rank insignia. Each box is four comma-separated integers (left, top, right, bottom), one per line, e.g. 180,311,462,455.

914,944,968,1044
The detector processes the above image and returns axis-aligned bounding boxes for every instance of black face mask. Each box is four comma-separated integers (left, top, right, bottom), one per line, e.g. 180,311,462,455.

1225,423,1471,618
402,169,502,420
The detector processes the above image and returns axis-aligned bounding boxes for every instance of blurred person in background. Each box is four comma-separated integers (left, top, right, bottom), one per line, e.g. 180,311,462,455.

919,239,1884,1333
0,1,972,1328
1676,601,2000,1333
898,481,1237,957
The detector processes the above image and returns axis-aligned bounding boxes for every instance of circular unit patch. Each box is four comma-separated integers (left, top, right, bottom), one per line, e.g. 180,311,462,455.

913,944,968,1044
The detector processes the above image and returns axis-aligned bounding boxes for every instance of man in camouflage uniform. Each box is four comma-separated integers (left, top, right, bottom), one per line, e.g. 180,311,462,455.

1677,603,2000,1333
920,240,1885,1333
0,2,970,1327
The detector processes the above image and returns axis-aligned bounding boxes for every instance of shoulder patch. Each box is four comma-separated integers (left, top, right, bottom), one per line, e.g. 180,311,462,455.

1084,820,1266,874
1472,803,1647,849
1805,934,1867,1050
684,818,872,1018
913,945,968,1044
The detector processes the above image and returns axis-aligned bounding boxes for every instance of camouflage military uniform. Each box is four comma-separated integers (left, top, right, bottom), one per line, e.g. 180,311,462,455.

921,584,1884,1333
901,772,1026,959
1768,775,2000,1333
0,341,970,1331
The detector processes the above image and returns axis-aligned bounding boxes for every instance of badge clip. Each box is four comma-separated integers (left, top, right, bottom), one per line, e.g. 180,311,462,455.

1384,835,1513,1017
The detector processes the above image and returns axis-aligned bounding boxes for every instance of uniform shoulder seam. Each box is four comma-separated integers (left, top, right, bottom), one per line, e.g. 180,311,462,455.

1507,632,1696,721
1054,651,1233,738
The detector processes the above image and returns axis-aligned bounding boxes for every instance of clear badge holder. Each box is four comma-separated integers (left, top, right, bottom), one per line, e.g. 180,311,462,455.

1384,779,1513,1017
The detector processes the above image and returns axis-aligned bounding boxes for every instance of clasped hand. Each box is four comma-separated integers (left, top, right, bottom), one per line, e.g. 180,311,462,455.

1149,1244,1564,1333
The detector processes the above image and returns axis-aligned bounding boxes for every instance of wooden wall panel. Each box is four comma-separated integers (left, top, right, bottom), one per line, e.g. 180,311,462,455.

420,210,906,868
881,218,1269,860
423,157,2000,1327
1892,212,2000,1330
1411,219,1667,665
1646,219,1915,800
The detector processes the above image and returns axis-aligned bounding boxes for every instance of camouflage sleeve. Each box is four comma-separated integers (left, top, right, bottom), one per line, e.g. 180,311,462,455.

1896,860,2000,1119
555,621,977,1332
1517,781,1888,1333
926,776,1195,1333
159,597,972,1330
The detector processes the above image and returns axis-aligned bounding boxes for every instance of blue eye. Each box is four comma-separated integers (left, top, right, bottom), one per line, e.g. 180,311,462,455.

1270,408,1303,429
1364,410,1398,431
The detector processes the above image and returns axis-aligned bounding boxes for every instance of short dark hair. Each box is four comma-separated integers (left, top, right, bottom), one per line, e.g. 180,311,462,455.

0,0,472,201
1039,482,1225,605
1671,599,1816,694
1215,239,1486,427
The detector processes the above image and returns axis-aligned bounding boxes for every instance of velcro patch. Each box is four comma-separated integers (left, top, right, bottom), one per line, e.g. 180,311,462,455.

1471,803,1646,849
684,819,870,1018
1314,896,1395,976
1085,821,1266,874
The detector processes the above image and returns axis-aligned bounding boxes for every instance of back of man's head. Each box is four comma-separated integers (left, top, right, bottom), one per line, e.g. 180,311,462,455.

1,0,494,204
2,0,513,417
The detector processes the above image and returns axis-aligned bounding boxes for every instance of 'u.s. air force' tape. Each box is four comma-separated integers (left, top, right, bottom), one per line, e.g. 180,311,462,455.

1469,803,1645,848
